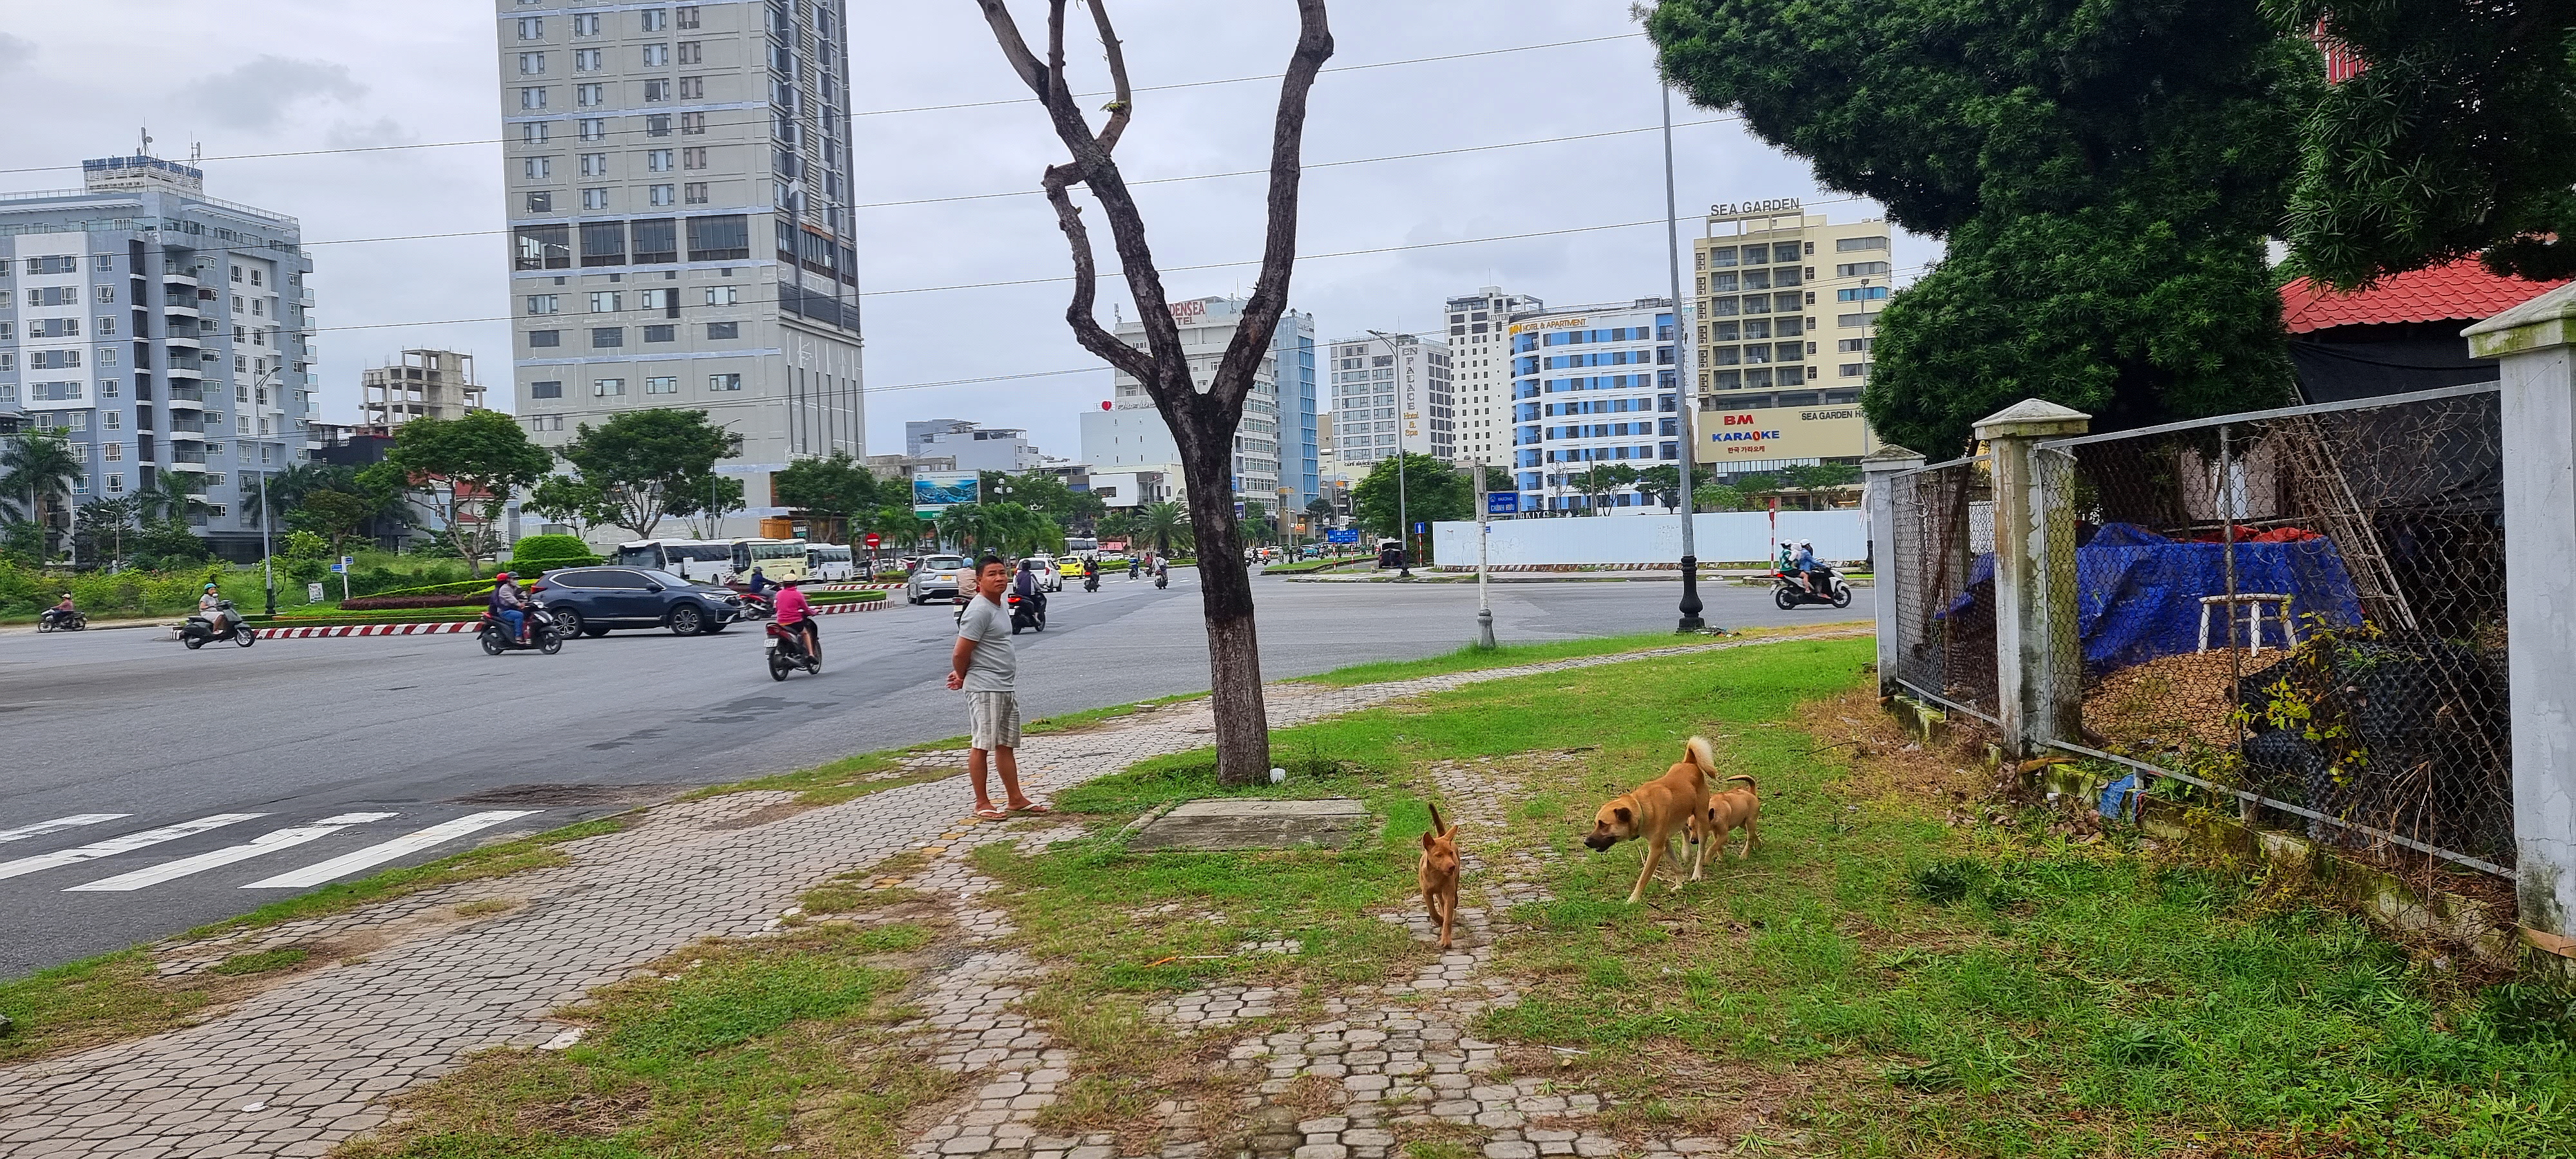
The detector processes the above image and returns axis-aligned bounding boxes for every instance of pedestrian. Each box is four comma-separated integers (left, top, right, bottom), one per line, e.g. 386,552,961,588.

948,554,1046,821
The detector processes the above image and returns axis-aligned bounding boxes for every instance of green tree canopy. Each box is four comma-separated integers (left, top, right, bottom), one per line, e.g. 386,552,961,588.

2,431,86,556
1569,463,1640,514
285,489,388,559
772,452,879,532
524,475,616,538
1351,453,1471,538
1135,500,1194,556
1649,0,2317,457
668,473,746,540
2275,0,2576,285
383,410,554,576
555,409,744,540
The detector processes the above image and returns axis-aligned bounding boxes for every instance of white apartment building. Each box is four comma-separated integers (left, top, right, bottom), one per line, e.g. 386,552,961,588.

1441,286,1542,468
1507,297,1680,514
498,0,864,536
905,417,1042,475
1689,204,1885,478
1326,331,1453,469
1081,296,1318,512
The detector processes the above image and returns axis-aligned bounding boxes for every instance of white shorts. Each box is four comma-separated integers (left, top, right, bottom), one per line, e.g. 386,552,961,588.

968,692,1021,751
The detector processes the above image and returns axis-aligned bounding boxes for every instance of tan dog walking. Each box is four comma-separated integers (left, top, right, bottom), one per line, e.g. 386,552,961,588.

1704,774,1761,860
1418,803,1461,949
1584,736,1718,903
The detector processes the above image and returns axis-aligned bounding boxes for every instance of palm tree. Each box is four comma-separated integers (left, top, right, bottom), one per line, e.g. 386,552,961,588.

139,470,213,524
1137,500,1193,557
1,431,86,557
935,502,996,554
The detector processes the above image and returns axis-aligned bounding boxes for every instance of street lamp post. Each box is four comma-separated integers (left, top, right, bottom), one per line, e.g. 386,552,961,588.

1660,81,1705,632
251,366,281,616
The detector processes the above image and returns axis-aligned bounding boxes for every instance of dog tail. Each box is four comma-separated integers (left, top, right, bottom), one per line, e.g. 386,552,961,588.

1683,735,1718,784
1724,774,1758,791
1427,801,1446,836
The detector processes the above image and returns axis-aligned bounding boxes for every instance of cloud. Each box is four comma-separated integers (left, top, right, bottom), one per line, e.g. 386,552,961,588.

175,56,365,130
324,117,417,151
0,33,33,71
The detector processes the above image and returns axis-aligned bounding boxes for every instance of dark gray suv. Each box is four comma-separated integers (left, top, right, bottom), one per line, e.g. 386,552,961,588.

531,567,744,637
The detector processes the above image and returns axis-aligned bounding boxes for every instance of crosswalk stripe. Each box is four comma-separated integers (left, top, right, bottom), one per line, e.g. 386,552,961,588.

242,811,541,889
0,814,131,843
65,813,401,892
0,815,267,881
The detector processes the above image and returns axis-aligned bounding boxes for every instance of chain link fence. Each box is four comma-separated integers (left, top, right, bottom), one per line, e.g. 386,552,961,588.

2032,384,2511,878
1884,455,1998,722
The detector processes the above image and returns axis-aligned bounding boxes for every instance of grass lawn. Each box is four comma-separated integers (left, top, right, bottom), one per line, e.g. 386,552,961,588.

1293,621,1866,687
339,921,954,1158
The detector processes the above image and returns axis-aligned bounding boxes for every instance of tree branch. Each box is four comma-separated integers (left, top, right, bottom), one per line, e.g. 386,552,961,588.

1086,0,1134,154
1212,0,1333,410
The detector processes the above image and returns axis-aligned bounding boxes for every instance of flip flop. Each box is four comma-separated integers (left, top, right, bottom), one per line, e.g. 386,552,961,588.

972,807,1010,821
1012,803,1052,815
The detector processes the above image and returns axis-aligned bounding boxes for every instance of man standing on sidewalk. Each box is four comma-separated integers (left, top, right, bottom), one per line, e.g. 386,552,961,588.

949,555,1045,820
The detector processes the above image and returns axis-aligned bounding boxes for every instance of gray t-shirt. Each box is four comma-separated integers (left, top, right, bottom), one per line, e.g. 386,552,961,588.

956,595,1016,692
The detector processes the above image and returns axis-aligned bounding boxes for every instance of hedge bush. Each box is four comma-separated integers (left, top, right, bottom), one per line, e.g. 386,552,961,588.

506,534,602,574
339,592,490,611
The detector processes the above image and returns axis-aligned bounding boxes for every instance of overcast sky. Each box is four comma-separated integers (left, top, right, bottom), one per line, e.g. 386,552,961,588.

0,2,1931,457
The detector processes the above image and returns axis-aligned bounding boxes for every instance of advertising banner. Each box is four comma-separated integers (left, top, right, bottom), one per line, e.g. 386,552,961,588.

912,471,979,517
1692,403,1874,464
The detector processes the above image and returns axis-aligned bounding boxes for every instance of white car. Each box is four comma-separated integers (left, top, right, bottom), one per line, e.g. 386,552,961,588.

1025,555,1064,592
904,554,971,604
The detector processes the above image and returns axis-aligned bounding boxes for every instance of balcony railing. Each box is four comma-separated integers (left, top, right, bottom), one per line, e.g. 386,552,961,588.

167,385,203,402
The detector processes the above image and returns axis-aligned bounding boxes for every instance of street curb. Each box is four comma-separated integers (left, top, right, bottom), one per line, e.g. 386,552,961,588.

244,596,896,639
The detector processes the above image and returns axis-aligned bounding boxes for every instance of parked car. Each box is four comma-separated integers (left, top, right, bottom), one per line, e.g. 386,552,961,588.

1027,554,1065,592
904,554,972,604
531,567,746,637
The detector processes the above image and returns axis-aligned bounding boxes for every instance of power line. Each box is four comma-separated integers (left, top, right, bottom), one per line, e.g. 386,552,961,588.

0,34,1643,178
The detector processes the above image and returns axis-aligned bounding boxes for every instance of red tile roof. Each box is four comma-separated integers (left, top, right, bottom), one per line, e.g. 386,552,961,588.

2281,261,2568,335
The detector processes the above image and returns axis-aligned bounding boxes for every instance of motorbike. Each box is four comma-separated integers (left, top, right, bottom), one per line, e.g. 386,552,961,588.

765,619,821,680
1128,560,1141,580
735,590,777,621
38,608,88,632
477,608,565,655
1083,569,1100,593
180,601,256,649
1008,592,1047,634
1153,566,1168,590
1773,567,1855,610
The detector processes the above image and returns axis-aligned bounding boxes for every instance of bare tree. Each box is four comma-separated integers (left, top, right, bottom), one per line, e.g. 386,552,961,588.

974,0,1332,786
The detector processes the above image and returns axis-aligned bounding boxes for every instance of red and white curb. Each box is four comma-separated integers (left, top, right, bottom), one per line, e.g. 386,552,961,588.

247,598,893,639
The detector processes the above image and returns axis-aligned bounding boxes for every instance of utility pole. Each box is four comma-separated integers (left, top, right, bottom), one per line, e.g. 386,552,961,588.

254,367,278,616
1661,81,1705,632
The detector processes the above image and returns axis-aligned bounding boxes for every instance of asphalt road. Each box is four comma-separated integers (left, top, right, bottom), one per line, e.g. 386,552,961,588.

0,570,1865,977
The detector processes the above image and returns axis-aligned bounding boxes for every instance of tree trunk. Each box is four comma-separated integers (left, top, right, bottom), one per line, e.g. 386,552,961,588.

1179,436,1269,786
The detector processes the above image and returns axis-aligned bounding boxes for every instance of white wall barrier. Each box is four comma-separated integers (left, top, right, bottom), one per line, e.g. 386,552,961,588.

1430,510,1865,568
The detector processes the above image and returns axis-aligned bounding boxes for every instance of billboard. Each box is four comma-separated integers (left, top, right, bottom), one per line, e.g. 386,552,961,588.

1692,404,1874,464
912,471,978,516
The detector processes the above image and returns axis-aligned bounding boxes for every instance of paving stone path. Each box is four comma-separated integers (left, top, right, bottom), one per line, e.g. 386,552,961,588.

0,629,1861,1157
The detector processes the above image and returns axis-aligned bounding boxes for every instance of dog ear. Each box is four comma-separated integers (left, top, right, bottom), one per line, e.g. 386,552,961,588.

1420,829,1437,850
1444,824,1459,840
1613,806,1632,824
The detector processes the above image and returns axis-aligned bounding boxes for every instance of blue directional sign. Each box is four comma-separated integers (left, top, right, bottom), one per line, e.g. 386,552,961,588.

1325,529,1359,544
1486,491,1520,515
1414,522,1428,534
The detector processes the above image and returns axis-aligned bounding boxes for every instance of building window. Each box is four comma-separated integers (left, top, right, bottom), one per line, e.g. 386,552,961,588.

648,184,675,206
630,218,678,263
582,187,609,209
680,111,707,135
706,321,739,340
594,377,625,396
572,12,600,35
591,328,624,348
1835,236,1889,252
677,40,703,64
518,52,547,75
703,285,737,305
96,316,117,337
96,345,117,366
683,182,709,205
677,6,700,29
643,79,671,102
647,149,674,172
589,291,622,312
518,86,549,110
531,380,564,399
641,8,668,32
644,324,676,342
517,17,544,39
645,375,679,395
1835,287,1889,302
578,152,607,176
520,122,551,144
100,378,118,398
523,156,553,179
580,220,627,267
528,330,561,347
708,373,741,391
681,146,708,171
678,75,704,99
684,214,749,261
576,83,604,107
643,43,669,66
645,113,672,137
524,191,554,212
578,118,607,141
578,47,606,72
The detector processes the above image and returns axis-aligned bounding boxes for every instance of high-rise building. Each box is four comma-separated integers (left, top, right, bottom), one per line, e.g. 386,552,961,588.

498,0,864,534
1440,287,1542,468
1326,332,1454,469
1082,296,1318,511
361,350,486,431
0,151,314,560
1689,205,1883,478
1506,297,1680,514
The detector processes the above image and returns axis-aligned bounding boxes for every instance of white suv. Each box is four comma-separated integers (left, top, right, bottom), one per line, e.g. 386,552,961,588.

904,555,971,604
1025,555,1064,592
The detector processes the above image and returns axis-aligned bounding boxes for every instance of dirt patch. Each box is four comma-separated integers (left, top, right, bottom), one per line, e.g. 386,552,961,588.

512,1079,652,1137
1795,686,1992,809
2085,649,2256,751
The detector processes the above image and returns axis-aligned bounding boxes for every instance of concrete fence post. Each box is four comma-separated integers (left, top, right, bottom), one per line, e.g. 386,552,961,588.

2467,285,2576,945
1861,444,1924,694
1974,400,2090,759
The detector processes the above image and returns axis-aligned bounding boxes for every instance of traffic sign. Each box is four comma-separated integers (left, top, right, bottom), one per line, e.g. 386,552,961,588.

328,561,346,574
1485,491,1520,515
1325,529,1358,544
1414,522,1427,534
864,532,881,549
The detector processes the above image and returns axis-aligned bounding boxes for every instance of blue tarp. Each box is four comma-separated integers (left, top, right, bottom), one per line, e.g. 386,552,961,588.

1949,523,2365,676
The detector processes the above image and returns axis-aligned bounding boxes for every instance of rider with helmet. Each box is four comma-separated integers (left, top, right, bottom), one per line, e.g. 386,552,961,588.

772,576,817,661
489,571,529,644
1792,540,1826,596
197,583,235,637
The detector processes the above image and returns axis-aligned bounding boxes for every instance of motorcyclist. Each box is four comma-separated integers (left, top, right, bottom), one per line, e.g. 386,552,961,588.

489,571,529,644
1012,557,1047,617
745,566,773,596
44,592,76,627
197,583,232,638
1792,540,1827,596
772,576,817,661
1128,556,1141,580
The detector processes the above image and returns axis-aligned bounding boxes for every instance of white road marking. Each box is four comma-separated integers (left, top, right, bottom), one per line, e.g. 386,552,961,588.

66,813,401,892
0,814,131,843
241,811,540,889
0,815,267,881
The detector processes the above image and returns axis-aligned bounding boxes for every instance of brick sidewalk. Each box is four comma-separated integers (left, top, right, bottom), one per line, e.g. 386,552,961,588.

0,629,1862,1157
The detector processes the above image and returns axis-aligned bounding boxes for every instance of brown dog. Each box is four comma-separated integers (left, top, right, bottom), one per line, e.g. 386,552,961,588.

1584,736,1716,903
1418,803,1461,948
1703,774,1761,861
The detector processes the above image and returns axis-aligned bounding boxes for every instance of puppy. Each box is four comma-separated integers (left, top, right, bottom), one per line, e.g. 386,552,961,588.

1584,736,1717,903
1703,773,1761,861
1418,803,1461,949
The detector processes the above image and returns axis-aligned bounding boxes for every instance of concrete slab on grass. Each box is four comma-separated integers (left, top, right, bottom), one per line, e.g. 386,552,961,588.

1130,796,1370,851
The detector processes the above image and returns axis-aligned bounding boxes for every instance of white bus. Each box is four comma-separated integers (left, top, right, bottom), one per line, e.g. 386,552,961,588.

612,538,812,585
806,543,857,581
